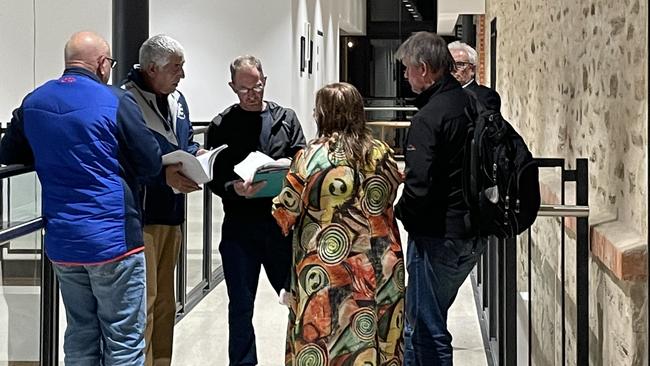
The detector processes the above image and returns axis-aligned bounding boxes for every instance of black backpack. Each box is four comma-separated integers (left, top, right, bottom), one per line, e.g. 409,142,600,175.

462,91,541,238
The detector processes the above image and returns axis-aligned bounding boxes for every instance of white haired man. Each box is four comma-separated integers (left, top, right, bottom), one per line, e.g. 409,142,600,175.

447,41,501,110
122,34,205,366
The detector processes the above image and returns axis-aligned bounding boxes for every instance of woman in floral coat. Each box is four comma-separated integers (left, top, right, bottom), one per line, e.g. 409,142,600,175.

273,82,404,366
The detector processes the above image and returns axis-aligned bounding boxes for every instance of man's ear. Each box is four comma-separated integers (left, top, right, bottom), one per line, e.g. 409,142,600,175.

144,62,157,76
419,61,428,77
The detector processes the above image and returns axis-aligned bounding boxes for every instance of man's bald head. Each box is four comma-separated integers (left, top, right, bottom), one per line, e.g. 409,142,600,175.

64,31,112,83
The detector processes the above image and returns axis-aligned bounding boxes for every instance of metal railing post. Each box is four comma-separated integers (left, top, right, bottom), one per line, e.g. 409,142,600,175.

503,236,517,366
470,157,590,366
575,159,589,365
40,252,58,366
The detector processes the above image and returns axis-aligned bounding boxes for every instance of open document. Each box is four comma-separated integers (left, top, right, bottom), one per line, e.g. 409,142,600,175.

234,151,291,198
162,144,228,184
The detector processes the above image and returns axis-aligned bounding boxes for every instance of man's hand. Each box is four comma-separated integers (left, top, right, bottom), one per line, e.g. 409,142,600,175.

233,180,267,198
165,163,201,193
196,148,208,156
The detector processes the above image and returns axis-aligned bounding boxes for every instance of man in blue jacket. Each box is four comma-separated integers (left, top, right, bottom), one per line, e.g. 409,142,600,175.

122,34,203,366
0,31,161,365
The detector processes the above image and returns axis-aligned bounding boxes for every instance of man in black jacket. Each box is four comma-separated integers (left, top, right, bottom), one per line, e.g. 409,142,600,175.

448,41,501,110
395,32,487,366
206,55,305,366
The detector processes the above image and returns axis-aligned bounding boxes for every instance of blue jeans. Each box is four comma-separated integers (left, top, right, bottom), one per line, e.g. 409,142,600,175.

403,236,486,366
53,252,147,366
219,215,292,366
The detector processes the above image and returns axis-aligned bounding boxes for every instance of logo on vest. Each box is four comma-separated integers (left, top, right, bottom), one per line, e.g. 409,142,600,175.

59,76,76,83
177,103,186,119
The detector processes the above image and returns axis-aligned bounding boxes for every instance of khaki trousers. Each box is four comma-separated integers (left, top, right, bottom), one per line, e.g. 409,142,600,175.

143,224,182,366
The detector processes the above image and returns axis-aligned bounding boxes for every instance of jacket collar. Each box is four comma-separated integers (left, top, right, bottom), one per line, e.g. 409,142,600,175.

63,67,102,83
126,66,157,94
414,73,461,109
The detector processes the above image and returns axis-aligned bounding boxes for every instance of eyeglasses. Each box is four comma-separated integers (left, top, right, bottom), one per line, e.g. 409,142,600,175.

233,83,265,95
454,61,473,70
105,57,118,69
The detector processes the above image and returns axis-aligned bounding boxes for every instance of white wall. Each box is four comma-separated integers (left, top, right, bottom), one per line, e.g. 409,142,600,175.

0,0,111,121
437,0,485,35
291,0,366,139
150,1,293,123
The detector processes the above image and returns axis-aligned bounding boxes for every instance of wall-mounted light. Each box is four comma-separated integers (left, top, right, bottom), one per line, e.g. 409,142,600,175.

347,41,354,48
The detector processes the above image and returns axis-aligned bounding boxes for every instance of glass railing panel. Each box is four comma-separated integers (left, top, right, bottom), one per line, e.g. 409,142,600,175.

526,215,564,366
6,172,40,226
185,190,205,294
211,195,224,278
0,230,42,365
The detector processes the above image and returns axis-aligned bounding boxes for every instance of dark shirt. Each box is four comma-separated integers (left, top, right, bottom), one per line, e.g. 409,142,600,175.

206,102,305,218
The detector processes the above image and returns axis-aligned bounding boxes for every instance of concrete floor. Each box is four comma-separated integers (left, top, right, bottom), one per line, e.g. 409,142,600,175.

172,184,488,365
171,272,487,365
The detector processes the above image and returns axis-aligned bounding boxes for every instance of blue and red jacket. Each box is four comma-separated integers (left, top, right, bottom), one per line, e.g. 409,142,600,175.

0,68,162,264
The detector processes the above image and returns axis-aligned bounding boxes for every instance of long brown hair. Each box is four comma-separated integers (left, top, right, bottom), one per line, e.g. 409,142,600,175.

314,82,374,170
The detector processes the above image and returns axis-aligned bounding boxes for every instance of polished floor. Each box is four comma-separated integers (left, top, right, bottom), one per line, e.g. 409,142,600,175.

171,272,487,365
172,185,488,365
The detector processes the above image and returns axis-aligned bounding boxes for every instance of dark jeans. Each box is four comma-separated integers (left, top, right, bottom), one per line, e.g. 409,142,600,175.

219,215,292,366
404,235,486,366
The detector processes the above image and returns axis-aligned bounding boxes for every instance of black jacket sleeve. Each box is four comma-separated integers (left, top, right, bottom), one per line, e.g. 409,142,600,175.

286,109,306,156
205,115,240,199
399,114,438,207
0,106,34,165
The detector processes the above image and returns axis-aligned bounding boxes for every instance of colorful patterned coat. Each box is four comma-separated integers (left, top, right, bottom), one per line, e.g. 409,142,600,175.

272,139,405,366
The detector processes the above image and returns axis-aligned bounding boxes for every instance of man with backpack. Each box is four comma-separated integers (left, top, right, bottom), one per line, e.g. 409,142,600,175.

394,32,488,366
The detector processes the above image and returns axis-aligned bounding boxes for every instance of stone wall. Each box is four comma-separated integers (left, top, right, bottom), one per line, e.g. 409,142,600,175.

484,0,647,365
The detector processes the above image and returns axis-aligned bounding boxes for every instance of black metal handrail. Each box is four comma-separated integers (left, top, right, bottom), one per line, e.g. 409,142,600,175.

473,157,589,366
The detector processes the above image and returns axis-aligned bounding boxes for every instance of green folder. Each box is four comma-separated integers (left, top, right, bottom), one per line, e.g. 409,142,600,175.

249,167,289,198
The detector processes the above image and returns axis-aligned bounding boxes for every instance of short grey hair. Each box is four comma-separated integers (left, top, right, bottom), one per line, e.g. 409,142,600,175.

230,55,264,81
139,34,184,68
448,41,478,65
395,31,454,73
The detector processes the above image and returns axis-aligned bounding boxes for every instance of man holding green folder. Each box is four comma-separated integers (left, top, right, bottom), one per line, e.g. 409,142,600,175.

206,55,305,366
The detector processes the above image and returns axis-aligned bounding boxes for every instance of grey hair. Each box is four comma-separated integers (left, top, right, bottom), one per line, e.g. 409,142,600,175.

448,41,478,65
395,31,454,73
230,55,264,81
139,34,184,68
